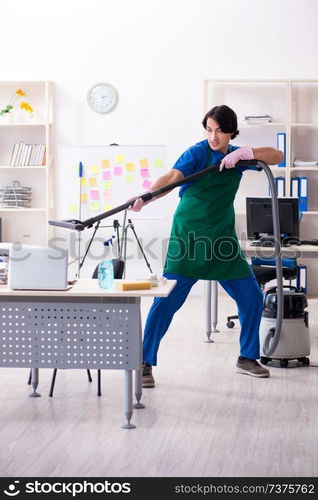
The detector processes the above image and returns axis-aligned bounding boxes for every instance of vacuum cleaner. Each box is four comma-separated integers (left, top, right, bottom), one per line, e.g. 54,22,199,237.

255,162,310,368
49,159,311,367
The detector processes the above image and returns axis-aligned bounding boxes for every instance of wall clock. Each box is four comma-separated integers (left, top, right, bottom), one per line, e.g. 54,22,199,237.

87,82,118,114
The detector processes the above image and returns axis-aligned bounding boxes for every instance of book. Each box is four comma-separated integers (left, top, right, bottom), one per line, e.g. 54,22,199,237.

9,143,20,166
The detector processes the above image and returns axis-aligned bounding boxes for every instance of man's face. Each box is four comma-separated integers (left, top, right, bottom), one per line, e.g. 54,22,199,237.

205,117,232,154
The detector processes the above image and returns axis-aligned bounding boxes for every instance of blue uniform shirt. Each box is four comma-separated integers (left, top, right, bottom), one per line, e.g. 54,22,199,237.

172,139,256,197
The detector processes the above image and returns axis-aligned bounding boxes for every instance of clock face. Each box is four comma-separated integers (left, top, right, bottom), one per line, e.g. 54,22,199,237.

87,82,118,114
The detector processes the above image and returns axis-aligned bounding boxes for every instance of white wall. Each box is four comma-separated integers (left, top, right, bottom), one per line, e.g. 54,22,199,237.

1,0,318,289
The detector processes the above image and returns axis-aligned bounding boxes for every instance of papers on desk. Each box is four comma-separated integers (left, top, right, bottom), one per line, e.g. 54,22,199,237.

244,114,273,124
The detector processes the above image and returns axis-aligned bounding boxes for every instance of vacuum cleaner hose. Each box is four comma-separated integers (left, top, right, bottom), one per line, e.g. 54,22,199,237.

257,162,283,356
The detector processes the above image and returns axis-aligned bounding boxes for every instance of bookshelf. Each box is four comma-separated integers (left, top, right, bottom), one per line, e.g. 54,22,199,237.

204,79,318,296
0,81,54,245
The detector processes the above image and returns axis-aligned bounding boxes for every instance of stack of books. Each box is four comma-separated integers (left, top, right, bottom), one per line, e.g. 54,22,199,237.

9,142,46,166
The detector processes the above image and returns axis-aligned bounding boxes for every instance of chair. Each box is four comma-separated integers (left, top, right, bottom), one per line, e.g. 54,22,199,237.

45,258,125,397
226,257,298,328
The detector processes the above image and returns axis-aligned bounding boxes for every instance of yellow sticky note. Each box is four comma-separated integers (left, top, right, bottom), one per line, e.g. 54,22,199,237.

81,193,87,203
89,177,97,187
103,181,112,190
125,162,135,172
91,201,100,212
154,158,163,168
139,159,148,168
89,165,100,175
125,173,135,183
103,204,113,211
115,154,125,164
69,204,77,213
101,159,110,169
81,177,87,187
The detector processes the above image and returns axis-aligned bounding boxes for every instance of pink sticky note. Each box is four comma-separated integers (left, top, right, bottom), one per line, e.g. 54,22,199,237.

103,191,112,201
90,190,100,200
140,168,150,178
142,179,152,189
114,166,122,175
103,170,112,180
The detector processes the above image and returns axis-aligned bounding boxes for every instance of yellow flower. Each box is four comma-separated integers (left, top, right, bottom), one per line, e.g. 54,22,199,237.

20,101,33,113
0,88,34,116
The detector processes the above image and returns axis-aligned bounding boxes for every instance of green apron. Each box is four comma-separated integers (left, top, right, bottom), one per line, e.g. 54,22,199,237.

164,146,252,280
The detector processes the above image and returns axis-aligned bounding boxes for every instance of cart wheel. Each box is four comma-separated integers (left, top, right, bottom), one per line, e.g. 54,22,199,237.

280,359,288,368
302,358,310,366
226,321,235,329
260,356,270,365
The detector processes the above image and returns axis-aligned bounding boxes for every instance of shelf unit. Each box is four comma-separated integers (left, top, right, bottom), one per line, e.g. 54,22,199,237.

204,79,318,296
0,81,54,245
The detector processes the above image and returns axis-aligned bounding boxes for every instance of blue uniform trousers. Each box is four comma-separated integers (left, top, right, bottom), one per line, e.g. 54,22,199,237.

143,272,263,366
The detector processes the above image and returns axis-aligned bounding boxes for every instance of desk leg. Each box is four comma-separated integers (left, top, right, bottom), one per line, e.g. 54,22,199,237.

133,369,145,409
205,281,217,343
122,370,136,429
29,368,41,398
133,300,145,409
211,280,219,334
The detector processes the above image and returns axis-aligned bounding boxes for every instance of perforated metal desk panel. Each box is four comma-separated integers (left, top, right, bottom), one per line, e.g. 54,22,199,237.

0,279,176,428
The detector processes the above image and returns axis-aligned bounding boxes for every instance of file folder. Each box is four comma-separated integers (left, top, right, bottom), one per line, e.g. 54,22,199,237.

277,132,286,167
291,177,300,197
299,176,308,211
297,264,307,293
276,177,285,196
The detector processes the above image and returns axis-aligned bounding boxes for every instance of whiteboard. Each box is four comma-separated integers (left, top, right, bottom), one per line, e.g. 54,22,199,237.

58,145,167,221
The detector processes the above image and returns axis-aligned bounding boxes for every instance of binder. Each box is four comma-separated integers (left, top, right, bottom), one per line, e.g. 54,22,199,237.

276,177,285,196
299,176,308,211
277,132,286,167
291,177,300,197
297,264,307,293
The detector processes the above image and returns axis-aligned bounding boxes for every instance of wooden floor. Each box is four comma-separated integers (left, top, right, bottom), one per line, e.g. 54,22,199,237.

1,294,318,478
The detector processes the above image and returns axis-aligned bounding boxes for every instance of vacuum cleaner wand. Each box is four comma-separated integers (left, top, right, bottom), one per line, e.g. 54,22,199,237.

49,160,260,230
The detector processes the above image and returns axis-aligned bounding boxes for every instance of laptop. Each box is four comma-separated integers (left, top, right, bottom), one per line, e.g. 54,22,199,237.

8,245,70,290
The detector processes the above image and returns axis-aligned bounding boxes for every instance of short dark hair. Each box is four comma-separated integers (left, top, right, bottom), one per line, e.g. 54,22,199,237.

202,105,239,139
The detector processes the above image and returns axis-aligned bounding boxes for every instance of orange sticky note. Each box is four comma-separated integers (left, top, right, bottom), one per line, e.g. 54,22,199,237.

81,193,87,203
126,162,135,172
101,159,110,168
139,159,149,168
89,177,97,187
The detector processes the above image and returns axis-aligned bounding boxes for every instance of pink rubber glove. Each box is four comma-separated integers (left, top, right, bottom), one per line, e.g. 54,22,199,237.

219,146,254,171
128,189,155,212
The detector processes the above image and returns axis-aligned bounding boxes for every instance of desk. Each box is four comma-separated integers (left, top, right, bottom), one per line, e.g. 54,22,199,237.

0,278,176,429
205,242,318,337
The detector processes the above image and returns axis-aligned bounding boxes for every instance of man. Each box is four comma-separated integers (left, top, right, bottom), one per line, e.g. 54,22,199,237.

130,105,283,388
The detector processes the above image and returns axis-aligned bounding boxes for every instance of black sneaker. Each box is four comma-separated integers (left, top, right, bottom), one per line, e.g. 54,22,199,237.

236,356,270,378
142,362,155,388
